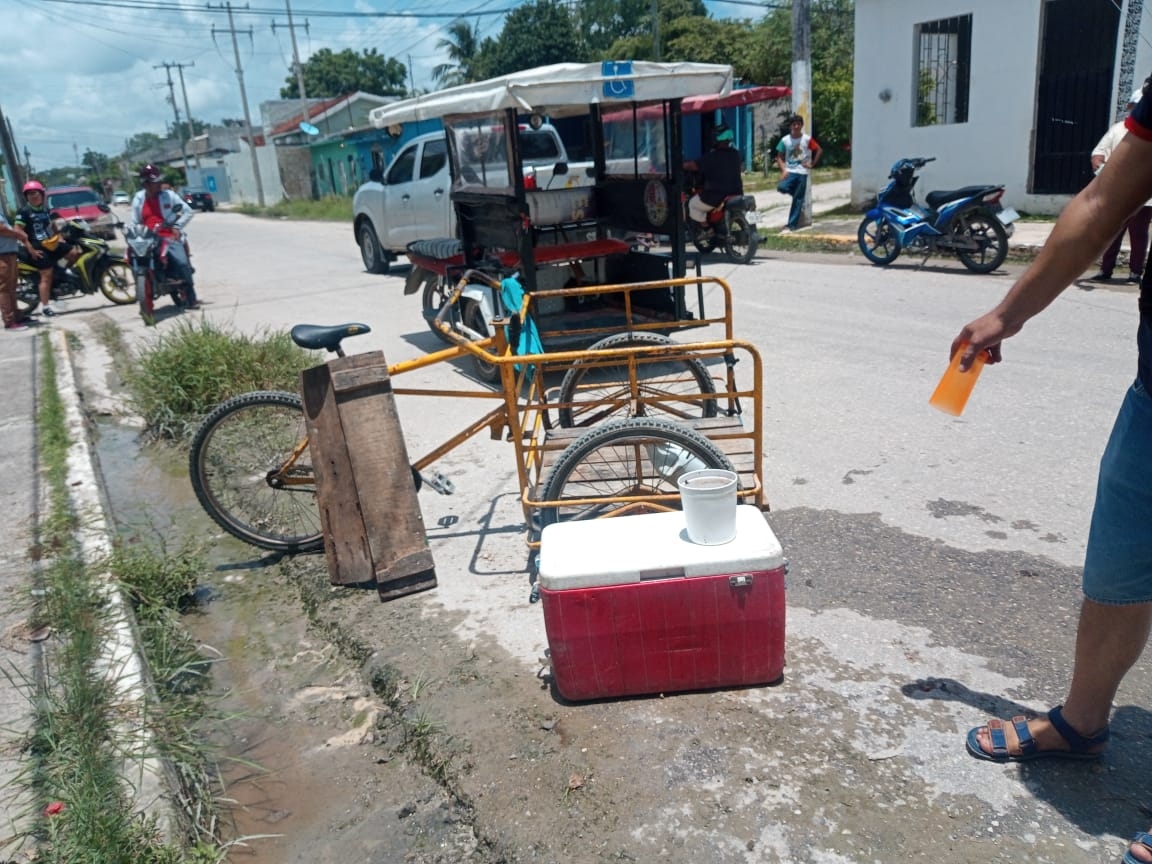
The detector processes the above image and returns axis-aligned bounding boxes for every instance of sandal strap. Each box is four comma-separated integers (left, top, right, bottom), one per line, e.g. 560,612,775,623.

1011,716,1038,757
1047,705,1110,752
987,718,1008,757
1131,832,1152,849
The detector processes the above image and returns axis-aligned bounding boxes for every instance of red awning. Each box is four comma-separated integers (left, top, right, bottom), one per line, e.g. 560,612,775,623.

680,85,791,113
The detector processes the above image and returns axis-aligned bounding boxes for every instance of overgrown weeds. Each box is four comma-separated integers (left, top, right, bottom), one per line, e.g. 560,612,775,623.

124,318,317,441
12,334,229,863
233,195,351,222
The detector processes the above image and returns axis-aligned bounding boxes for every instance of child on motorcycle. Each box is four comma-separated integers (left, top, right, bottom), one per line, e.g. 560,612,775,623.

15,180,81,318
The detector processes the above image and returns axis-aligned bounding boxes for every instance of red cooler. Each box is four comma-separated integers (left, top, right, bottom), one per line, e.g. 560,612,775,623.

538,506,785,701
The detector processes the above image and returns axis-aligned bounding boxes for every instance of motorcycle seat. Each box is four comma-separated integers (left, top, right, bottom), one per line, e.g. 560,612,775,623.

723,195,756,212
925,186,1000,209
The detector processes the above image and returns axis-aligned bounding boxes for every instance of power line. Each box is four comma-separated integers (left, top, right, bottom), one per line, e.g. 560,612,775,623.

34,0,518,19
209,1,266,206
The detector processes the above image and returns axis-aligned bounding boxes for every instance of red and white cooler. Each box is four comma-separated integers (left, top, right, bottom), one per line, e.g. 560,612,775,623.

538,506,786,701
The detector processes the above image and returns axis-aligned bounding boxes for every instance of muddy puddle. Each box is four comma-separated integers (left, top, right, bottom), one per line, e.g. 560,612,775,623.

91,421,397,860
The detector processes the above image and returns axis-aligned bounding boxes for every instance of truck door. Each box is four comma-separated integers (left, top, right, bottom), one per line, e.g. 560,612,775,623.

381,142,418,249
407,138,450,242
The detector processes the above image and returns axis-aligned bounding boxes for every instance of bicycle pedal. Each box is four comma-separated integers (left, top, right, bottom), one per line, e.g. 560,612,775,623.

421,471,455,495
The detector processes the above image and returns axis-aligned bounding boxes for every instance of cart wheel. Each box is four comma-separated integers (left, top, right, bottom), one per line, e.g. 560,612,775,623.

189,390,324,553
538,417,734,528
556,332,717,428
463,300,500,384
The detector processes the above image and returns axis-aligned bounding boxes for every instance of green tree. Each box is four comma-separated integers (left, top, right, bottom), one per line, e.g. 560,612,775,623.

167,118,208,139
123,132,162,156
482,0,587,77
597,0,708,61
282,48,407,98
433,19,484,86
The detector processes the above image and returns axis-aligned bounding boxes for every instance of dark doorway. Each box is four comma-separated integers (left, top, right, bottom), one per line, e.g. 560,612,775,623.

1032,0,1120,194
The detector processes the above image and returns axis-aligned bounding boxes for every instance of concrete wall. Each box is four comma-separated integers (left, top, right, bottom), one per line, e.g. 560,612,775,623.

221,143,283,205
852,0,1152,215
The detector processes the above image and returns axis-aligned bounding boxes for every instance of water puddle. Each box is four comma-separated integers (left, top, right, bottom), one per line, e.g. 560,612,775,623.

92,421,385,860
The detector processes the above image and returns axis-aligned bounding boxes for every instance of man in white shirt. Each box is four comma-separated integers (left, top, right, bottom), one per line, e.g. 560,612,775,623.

1088,83,1152,284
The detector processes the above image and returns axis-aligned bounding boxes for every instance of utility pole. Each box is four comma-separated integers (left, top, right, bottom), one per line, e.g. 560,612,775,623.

212,2,265,206
156,61,192,179
23,146,32,178
175,62,202,172
651,0,660,61
791,0,813,227
273,0,311,135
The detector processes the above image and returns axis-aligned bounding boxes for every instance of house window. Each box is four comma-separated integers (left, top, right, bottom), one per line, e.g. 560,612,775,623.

914,14,972,126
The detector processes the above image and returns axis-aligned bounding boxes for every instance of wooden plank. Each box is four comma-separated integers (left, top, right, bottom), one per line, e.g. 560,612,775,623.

302,352,436,600
302,363,374,586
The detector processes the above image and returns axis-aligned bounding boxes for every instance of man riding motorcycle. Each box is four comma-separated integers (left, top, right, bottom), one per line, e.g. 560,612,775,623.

130,164,199,308
685,125,744,225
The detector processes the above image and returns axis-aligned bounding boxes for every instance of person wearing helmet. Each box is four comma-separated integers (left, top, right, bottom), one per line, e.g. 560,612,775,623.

15,180,80,317
684,124,745,225
130,165,198,309
774,115,822,232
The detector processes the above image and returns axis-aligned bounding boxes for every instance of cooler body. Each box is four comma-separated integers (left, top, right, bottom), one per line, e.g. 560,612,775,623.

538,507,786,701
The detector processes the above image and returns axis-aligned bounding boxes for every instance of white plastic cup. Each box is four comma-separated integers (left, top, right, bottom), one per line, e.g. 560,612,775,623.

677,468,738,545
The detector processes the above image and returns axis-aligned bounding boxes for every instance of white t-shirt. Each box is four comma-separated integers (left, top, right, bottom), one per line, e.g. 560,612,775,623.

776,133,818,175
1093,120,1152,206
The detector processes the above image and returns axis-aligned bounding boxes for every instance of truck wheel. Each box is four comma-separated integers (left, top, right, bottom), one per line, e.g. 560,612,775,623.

358,222,389,274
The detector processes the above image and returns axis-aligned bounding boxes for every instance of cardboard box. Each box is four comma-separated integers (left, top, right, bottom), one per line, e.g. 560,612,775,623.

538,506,785,701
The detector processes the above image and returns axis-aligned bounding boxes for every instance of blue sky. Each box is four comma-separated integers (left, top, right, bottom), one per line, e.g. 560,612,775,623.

7,0,757,170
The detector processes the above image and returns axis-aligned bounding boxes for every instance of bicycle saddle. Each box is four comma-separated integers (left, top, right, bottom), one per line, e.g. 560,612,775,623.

290,323,372,353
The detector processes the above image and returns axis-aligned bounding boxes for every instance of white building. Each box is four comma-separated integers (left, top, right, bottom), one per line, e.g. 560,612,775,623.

852,0,1152,215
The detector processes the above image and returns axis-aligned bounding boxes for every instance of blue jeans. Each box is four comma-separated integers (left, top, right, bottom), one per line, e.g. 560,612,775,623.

777,173,808,229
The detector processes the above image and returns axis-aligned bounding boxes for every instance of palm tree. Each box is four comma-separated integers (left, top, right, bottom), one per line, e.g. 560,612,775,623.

432,19,482,87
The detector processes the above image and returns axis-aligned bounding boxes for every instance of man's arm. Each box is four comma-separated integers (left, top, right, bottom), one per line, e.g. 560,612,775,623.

0,221,29,246
954,130,1152,369
809,139,823,169
775,141,787,173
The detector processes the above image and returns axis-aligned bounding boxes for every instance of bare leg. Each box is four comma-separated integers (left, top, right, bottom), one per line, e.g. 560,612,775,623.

971,598,1152,757
38,268,52,307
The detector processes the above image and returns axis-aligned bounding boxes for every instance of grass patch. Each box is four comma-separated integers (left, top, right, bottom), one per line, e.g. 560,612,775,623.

125,318,318,441
233,195,351,222
11,335,227,863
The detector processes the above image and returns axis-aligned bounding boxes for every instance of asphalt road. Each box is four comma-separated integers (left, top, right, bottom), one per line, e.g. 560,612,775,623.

45,211,1152,862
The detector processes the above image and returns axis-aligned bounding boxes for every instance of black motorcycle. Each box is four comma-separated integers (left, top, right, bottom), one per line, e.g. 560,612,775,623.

16,217,134,316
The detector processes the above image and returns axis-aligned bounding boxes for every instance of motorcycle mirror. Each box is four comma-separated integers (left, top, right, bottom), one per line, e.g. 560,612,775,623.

368,167,383,184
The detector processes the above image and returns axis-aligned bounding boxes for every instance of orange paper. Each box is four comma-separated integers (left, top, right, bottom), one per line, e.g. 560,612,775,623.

929,345,986,416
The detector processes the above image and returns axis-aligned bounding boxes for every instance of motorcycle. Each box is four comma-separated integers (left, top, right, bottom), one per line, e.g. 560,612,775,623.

16,217,134,316
857,157,1019,273
123,204,195,325
685,172,760,265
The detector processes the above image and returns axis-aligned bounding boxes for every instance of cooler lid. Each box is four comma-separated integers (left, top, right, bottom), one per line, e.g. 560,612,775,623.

538,506,783,590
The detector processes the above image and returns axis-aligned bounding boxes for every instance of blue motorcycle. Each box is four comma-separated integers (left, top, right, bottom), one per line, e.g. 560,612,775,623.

857,157,1018,273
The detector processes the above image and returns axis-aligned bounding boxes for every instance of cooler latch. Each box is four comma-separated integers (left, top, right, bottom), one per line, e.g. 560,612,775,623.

729,574,753,588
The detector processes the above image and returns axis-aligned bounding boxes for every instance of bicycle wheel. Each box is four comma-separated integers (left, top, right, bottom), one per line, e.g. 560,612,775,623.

556,332,717,428
189,390,323,553
538,417,734,528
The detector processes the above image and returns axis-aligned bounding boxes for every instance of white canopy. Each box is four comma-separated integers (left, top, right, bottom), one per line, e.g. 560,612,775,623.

368,61,733,128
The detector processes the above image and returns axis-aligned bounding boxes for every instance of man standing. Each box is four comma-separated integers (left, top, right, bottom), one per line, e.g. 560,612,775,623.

1087,82,1152,284
775,115,822,232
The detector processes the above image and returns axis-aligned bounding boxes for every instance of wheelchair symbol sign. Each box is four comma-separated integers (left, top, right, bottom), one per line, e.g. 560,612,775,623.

602,60,635,99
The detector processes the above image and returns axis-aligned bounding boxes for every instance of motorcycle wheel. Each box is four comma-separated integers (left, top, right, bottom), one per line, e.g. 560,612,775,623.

98,261,134,305
724,215,759,265
463,300,500,385
422,276,453,344
691,227,717,255
857,216,902,266
954,211,1009,273
17,271,40,316
136,273,155,326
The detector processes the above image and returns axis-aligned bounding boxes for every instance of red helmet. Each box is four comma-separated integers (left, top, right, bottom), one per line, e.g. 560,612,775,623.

138,164,162,183
22,180,45,196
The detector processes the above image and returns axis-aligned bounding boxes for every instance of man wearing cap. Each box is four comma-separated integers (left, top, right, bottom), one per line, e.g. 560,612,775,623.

775,115,822,232
685,125,744,226
1087,81,1152,284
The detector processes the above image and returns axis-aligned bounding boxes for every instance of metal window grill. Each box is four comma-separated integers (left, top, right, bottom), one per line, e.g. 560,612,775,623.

915,15,972,126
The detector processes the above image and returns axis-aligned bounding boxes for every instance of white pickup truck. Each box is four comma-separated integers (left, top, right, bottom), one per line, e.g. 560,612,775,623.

353,124,590,274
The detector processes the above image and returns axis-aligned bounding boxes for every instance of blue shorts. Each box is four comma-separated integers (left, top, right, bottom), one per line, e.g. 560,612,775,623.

1082,379,1152,603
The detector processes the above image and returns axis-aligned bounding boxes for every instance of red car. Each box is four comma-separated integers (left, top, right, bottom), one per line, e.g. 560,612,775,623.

45,185,117,240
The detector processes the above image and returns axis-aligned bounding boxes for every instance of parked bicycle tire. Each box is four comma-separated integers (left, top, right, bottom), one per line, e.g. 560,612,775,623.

556,332,718,428
189,390,324,553
538,417,735,528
